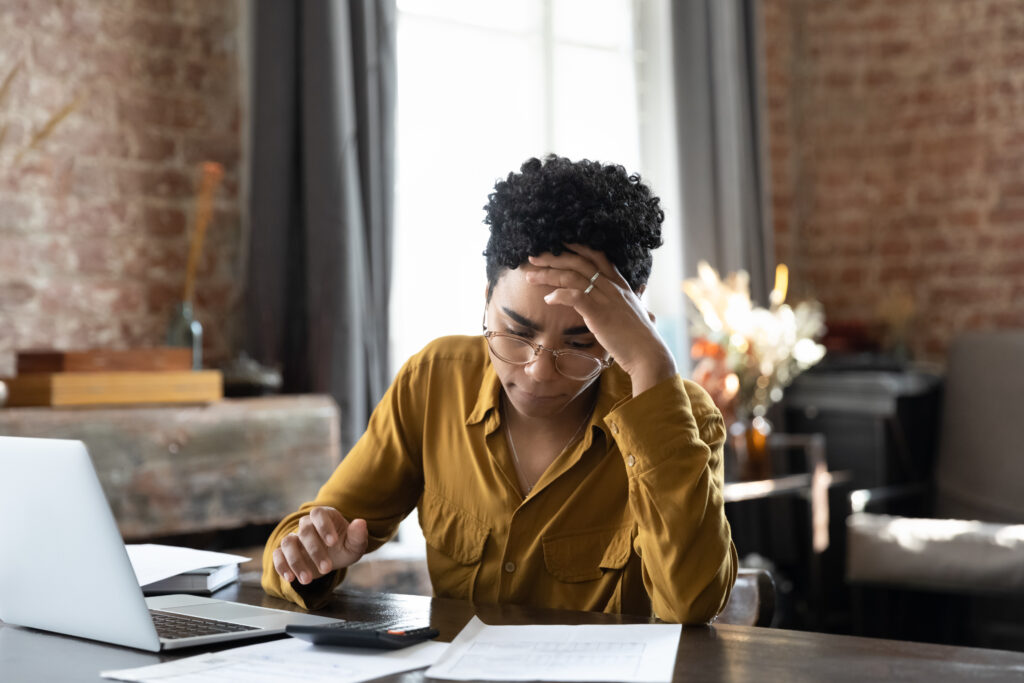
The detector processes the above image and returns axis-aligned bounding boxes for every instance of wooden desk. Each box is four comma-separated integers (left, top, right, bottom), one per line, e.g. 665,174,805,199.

2,576,1023,682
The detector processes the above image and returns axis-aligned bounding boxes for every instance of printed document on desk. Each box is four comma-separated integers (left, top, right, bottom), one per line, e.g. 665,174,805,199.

425,616,681,683
101,636,449,683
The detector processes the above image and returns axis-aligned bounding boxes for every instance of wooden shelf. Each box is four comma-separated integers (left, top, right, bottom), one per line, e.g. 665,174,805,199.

0,395,341,541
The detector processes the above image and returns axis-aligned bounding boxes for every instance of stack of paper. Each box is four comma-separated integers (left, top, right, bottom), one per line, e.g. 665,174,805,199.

126,544,250,596
426,617,681,683
101,637,449,683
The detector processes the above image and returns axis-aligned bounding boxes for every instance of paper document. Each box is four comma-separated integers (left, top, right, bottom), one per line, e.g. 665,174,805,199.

425,616,681,683
101,635,449,683
125,544,250,587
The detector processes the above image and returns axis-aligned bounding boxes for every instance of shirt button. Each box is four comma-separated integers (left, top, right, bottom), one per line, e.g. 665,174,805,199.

627,454,636,467
504,561,516,573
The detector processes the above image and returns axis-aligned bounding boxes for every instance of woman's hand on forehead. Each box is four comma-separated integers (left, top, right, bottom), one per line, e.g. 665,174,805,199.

525,244,677,396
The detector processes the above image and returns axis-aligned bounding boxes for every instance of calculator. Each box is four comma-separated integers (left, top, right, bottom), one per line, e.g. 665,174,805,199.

285,619,440,649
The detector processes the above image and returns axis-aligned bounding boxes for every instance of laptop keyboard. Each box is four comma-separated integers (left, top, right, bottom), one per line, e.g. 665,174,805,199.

150,609,260,640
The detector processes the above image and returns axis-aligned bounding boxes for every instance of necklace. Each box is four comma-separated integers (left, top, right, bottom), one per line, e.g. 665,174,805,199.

503,396,592,495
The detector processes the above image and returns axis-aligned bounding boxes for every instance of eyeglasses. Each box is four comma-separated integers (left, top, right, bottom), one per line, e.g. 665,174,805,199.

484,331,614,381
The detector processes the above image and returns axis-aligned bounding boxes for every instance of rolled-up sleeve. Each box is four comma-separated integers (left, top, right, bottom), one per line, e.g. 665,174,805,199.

261,361,426,610
603,374,738,623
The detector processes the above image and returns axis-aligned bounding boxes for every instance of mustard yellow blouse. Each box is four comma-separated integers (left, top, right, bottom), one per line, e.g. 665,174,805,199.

262,335,737,623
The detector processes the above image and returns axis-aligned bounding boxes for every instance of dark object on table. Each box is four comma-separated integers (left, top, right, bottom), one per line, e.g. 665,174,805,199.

719,567,777,627
286,620,439,649
221,353,282,397
783,358,942,488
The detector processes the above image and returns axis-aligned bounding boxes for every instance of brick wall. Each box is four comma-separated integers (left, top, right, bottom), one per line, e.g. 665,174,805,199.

762,0,1024,361
0,0,243,376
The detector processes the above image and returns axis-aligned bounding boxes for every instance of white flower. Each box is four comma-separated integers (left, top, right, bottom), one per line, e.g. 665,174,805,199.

682,261,827,416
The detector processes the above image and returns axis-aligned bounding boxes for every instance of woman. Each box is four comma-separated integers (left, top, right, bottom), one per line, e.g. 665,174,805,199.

263,156,737,623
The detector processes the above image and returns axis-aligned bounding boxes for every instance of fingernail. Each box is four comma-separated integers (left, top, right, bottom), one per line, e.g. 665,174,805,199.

300,572,310,584
284,572,293,582
325,535,335,544
320,561,331,573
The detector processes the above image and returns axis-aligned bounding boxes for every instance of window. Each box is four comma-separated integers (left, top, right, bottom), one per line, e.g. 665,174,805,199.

389,0,685,553
390,0,685,370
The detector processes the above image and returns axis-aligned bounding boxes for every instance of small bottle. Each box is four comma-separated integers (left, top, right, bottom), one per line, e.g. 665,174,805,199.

166,301,203,370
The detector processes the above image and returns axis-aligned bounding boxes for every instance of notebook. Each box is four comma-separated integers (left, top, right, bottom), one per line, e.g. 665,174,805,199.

141,563,240,596
0,435,337,651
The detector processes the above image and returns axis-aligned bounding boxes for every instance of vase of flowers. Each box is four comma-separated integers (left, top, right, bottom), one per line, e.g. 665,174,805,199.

683,261,827,479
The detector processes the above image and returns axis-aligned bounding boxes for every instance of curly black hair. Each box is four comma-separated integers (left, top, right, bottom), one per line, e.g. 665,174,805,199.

483,155,664,296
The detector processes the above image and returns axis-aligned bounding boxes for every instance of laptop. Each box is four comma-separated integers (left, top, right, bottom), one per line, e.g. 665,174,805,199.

0,435,338,651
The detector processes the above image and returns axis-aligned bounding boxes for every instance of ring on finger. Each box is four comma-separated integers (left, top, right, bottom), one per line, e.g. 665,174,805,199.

584,271,600,294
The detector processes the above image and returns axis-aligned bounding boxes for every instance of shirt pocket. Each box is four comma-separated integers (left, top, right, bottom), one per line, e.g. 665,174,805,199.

419,490,489,598
542,524,633,583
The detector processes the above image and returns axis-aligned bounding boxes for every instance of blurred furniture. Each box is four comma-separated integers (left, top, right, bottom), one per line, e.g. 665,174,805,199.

778,360,942,633
845,331,1024,649
724,433,852,630
718,567,777,627
725,432,846,559
784,364,942,488
8,579,1024,682
0,395,340,541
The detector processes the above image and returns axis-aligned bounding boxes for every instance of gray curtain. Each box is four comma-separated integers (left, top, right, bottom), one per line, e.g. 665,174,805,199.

248,0,395,451
671,0,773,304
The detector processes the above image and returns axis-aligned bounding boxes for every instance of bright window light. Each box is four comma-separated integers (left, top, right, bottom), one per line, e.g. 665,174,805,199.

390,0,643,372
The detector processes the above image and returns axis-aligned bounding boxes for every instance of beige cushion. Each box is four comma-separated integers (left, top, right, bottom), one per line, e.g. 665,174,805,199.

847,512,1024,594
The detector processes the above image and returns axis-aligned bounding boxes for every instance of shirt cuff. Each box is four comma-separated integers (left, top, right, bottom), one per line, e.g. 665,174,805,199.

289,570,346,610
260,546,347,611
270,569,346,611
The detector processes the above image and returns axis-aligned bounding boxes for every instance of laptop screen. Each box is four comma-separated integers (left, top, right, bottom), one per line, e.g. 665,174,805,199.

0,436,162,651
